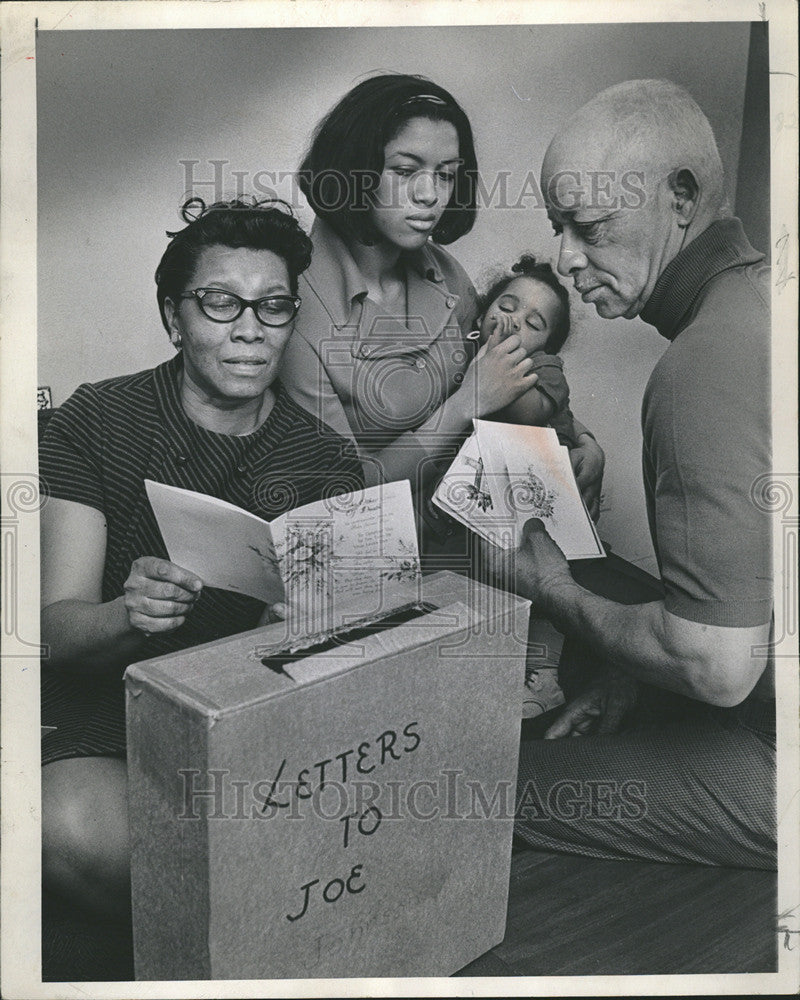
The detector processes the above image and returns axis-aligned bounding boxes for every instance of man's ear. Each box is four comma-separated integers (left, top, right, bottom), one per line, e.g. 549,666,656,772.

667,168,700,228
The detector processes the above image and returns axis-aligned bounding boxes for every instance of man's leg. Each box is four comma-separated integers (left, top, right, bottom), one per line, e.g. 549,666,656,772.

515,708,776,869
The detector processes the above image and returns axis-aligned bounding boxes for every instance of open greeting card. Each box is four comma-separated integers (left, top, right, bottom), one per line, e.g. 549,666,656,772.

145,478,422,649
433,419,605,560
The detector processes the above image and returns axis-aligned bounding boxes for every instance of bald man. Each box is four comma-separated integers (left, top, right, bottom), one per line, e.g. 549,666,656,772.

513,80,774,869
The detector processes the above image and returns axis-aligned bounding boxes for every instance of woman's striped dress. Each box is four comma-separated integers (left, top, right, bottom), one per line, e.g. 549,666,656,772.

40,355,364,764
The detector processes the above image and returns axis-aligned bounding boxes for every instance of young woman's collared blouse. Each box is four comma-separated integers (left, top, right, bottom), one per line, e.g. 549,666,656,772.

279,217,479,484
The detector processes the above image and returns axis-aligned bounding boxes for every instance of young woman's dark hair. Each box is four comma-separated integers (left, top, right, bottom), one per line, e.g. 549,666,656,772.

155,196,313,334
298,73,478,246
480,254,571,354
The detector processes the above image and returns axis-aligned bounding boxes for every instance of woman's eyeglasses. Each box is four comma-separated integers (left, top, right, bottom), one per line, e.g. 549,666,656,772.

179,288,301,327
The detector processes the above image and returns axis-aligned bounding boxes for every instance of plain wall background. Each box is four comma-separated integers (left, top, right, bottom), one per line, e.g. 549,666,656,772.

37,22,755,571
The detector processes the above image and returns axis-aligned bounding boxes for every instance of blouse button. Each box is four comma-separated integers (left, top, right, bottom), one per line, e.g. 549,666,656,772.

445,295,456,309
361,345,373,357
415,358,427,370
176,454,188,466
236,462,247,474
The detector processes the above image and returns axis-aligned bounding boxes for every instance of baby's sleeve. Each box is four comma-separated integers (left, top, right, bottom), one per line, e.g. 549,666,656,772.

527,353,579,448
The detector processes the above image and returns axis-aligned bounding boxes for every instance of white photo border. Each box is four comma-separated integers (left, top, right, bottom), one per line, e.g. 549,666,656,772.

1,1,797,997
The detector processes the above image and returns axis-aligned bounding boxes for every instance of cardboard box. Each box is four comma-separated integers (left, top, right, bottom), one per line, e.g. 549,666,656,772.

125,571,530,980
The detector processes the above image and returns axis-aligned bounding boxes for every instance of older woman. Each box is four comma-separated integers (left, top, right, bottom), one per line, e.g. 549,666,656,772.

280,73,605,520
40,199,363,956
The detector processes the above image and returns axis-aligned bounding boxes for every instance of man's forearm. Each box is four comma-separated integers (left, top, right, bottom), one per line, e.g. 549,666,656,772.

537,577,716,702
512,517,770,707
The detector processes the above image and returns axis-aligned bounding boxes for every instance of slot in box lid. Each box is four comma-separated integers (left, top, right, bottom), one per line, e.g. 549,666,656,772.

125,571,529,721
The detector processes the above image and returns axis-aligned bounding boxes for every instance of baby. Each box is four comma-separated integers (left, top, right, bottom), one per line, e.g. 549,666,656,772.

473,256,577,717
472,254,578,447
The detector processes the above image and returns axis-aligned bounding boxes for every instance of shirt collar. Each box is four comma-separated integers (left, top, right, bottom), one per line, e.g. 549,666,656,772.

406,244,445,284
641,218,765,341
153,354,290,457
305,218,368,326
305,217,446,328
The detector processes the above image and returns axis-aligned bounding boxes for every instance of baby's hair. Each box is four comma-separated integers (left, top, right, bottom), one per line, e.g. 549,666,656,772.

480,254,570,354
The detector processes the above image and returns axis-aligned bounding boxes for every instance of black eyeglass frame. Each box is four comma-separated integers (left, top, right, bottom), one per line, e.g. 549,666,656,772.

178,287,301,327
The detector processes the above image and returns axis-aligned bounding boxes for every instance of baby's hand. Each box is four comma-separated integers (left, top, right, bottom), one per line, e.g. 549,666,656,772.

461,328,538,416
475,312,515,347
488,312,516,342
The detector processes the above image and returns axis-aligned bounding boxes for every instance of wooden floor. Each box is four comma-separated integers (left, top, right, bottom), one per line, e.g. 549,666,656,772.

457,848,777,977
43,848,777,981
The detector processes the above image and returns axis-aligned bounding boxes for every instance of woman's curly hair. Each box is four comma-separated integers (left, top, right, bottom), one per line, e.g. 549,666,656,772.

479,254,571,354
155,197,312,334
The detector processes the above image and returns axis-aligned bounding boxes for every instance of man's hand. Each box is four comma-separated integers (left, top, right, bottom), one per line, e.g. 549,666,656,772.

514,517,574,613
570,434,605,522
544,670,639,738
